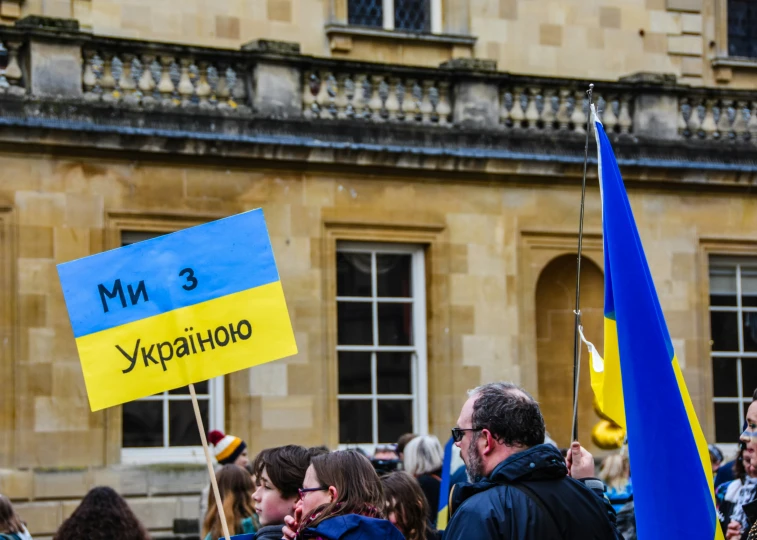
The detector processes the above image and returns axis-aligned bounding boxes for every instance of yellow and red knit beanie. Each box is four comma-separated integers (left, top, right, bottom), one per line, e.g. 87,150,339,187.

208,430,247,465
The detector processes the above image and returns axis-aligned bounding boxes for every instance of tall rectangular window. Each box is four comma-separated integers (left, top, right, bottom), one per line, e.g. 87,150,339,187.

728,0,757,58
120,230,224,463
347,0,437,33
336,242,427,447
710,258,757,443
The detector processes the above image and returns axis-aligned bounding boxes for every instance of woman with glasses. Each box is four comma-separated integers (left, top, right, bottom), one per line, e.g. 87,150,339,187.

722,395,757,540
281,449,405,540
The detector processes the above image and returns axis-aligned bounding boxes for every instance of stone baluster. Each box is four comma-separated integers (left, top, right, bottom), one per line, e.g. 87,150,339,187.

82,50,98,99
195,61,212,107
420,80,434,123
687,97,702,136
326,73,339,118
369,75,384,122
384,77,401,121
716,99,734,138
99,52,117,102
509,87,525,128
331,74,346,119
402,78,417,122
556,89,571,130
5,42,23,95
0,43,7,92
500,89,512,127
677,97,689,136
215,65,231,109
436,81,451,125
524,87,540,129
700,99,717,139
541,88,556,130
358,76,373,119
158,56,176,106
177,58,195,106
617,96,632,134
315,72,331,119
118,54,138,103
138,54,157,105
748,102,757,141
603,95,619,133
303,72,319,118
732,101,749,140
571,89,587,134
350,75,365,119
231,65,248,110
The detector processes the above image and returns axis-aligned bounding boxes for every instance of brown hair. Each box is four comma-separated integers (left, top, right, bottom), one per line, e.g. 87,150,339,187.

202,465,256,540
53,486,149,540
0,495,24,535
396,434,418,457
381,472,433,540
301,449,385,530
256,445,312,499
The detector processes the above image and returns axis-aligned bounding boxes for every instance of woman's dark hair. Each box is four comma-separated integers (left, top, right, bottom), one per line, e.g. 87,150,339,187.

258,445,311,499
301,450,385,531
53,486,149,540
469,382,545,448
0,495,24,535
396,434,418,457
735,445,747,482
381,472,434,540
202,464,256,540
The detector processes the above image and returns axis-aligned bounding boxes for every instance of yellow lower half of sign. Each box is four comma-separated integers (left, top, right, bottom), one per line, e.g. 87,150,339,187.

76,281,297,411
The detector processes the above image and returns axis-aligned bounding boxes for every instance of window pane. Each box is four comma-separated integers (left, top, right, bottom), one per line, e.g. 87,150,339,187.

348,0,383,27
123,401,163,447
745,313,757,351
710,266,737,307
169,381,209,395
337,252,372,297
339,399,373,444
714,402,741,443
728,0,757,58
378,302,413,345
744,269,757,307
711,311,739,351
376,254,412,298
169,400,206,446
394,0,429,32
378,400,413,443
743,360,757,398
339,352,372,394
338,302,373,345
713,357,738,397
377,353,412,394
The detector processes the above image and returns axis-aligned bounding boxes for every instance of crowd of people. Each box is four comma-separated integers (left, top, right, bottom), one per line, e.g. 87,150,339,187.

8,381,757,539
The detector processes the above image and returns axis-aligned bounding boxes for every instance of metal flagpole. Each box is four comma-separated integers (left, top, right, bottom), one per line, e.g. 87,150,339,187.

571,84,594,443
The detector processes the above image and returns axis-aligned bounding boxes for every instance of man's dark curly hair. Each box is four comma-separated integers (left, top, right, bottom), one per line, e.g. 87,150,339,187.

469,382,545,448
53,486,149,540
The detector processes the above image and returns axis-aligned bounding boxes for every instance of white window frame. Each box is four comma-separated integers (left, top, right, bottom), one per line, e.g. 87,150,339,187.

119,230,225,465
354,0,442,34
336,241,428,455
710,256,757,445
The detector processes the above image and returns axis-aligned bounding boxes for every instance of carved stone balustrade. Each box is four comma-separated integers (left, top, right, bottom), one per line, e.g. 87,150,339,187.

679,93,757,142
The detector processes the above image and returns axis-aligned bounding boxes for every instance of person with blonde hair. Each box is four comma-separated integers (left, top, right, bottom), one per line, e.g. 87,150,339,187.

202,465,256,540
403,435,444,527
598,452,632,512
0,495,32,540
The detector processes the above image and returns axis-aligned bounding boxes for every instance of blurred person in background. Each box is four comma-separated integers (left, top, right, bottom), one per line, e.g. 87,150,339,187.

202,465,256,540
53,486,148,540
200,430,251,523
598,452,632,513
711,444,725,476
396,434,418,462
403,435,444,527
0,495,32,540
724,396,757,540
381,471,440,540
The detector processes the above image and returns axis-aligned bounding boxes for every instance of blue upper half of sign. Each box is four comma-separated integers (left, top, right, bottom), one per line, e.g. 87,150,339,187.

57,209,280,338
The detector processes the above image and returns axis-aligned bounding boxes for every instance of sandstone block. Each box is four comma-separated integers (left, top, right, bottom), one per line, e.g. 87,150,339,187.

33,470,89,500
0,469,33,500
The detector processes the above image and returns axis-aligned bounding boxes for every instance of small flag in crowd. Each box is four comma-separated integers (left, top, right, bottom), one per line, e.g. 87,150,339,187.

436,436,454,530
590,108,723,540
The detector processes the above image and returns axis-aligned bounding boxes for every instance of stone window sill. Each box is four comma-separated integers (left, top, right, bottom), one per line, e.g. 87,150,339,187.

712,56,757,69
324,23,477,47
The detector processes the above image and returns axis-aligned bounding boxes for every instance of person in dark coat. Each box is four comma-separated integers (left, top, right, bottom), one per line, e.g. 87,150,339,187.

443,382,622,540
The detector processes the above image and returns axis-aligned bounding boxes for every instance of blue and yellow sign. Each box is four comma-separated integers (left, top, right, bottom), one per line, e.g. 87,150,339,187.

57,209,297,411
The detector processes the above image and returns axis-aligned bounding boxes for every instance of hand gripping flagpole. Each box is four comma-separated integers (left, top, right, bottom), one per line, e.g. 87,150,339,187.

571,84,594,443
189,382,232,540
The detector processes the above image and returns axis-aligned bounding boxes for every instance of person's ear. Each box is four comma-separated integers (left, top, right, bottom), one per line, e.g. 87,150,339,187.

328,486,338,502
481,429,496,456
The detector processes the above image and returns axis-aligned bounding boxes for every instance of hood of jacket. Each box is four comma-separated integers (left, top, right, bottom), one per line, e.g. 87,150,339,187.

253,525,284,540
304,514,405,540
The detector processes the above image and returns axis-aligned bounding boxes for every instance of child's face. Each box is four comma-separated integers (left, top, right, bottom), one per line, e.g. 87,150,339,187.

252,468,298,527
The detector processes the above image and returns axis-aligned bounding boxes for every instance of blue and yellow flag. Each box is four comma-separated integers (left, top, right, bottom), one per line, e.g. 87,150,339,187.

436,436,454,530
592,111,722,539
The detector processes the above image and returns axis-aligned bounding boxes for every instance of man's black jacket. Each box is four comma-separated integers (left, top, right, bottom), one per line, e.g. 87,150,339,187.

443,444,622,540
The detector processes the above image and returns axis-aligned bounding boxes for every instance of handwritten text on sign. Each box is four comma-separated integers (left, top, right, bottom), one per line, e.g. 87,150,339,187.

57,209,297,411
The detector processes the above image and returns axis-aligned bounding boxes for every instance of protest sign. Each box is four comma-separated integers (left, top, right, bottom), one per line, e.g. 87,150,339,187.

57,208,297,411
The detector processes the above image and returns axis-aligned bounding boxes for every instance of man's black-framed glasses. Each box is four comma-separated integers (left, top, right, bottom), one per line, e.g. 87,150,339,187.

451,427,482,443
298,486,328,500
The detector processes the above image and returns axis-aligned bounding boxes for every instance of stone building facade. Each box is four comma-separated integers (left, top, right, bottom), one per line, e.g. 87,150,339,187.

0,0,756,537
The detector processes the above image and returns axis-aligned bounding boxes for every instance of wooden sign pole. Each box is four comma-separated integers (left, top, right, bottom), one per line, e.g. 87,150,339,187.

189,382,232,540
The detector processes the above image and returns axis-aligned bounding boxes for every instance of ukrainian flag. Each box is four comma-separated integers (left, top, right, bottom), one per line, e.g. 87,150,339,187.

593,110,722,539
436,436,454,530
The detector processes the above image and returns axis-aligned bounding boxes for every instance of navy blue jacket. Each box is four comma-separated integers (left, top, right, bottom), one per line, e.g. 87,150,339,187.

302,514,405,540
444,444,621,540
